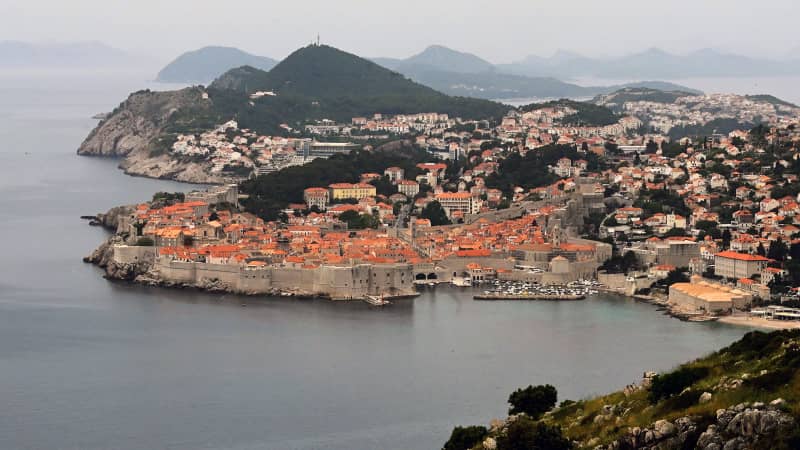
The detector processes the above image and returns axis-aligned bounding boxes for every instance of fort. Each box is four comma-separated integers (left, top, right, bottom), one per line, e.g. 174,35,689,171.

107,244,416,300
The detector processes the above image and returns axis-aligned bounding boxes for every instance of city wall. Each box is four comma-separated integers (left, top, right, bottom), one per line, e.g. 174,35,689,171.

147,255,416,300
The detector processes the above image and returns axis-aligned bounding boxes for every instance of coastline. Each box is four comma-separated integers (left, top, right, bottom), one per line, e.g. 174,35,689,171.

717,314,800,330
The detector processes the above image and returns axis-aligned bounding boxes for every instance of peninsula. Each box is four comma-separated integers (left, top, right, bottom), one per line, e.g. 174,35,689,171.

80,50,800,327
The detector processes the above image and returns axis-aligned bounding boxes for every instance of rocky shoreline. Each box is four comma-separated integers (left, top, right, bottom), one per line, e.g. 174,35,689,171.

75,87,233,185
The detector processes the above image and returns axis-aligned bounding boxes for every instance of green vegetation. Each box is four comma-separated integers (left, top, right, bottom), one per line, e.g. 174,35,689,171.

204,45,509,130
667,118,755,140
239,145,432,221
496,417,572,450
151,191,185,204
339,210,380,230
447,330,800,449
520,99,618,126
594,88,696,110
508,384,558,418
648,366,710,403
420,201,452,226
633,187,689,216
443,426,488,450
485,144,603,196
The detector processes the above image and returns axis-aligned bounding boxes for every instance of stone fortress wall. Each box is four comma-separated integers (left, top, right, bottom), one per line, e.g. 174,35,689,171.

143,253,416,300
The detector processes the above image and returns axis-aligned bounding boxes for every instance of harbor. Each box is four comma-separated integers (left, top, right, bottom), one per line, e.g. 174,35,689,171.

473,280,599,301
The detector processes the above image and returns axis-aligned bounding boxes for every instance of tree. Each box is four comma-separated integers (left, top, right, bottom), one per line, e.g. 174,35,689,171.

508,384,557,418
663,227,688,237
339,210,379,229
622,250,639,273
757,243,766,257
768,238,788,262
420,201,451,226
496,416,572,450
722,229,732,249
443,426,488,450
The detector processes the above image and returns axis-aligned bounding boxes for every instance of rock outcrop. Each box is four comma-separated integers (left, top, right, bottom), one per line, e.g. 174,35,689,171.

598,402,796,450
78,87,206,157
76,87,227,184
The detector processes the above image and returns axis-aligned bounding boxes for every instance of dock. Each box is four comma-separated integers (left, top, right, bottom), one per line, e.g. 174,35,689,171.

474,293,585,301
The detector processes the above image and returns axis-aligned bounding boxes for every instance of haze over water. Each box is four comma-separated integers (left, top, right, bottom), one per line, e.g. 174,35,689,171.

0,72,754,450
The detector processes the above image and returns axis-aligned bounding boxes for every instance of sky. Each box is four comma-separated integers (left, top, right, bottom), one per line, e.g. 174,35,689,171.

2,0,799,63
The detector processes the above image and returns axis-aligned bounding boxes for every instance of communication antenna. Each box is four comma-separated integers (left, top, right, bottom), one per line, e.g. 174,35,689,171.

317,34,321,46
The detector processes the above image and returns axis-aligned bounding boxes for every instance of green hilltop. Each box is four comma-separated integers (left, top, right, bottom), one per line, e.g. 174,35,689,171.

204,44,510,128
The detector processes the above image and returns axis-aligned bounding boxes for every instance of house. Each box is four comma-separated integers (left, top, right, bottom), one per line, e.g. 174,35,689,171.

303,187,329,210
714,251,770,279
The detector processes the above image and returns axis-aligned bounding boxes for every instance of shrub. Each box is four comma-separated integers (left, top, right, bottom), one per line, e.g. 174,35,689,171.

508,384,557,418
496,417,572,450
658,389,702,412
745,368,795,391
648,366,709,403
442,425,488,450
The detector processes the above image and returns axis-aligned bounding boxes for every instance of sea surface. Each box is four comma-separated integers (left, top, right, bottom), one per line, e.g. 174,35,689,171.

0,72,755,450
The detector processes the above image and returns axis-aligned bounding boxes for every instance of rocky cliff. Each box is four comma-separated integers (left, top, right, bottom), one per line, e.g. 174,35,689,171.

77,87,227,184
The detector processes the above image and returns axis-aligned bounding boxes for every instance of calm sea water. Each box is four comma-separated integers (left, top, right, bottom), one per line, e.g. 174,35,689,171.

0,72,753,450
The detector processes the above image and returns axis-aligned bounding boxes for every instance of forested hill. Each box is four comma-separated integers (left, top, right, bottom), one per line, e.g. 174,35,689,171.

208,44,509,121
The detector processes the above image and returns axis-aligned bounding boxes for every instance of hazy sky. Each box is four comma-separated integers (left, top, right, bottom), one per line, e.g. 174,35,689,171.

2,0,799,63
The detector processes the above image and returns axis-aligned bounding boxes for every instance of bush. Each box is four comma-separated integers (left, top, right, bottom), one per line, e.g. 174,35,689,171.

658,389,702,413
496,417,572,450
745,368,795,391
508,384,557,418
648,366,709,403
442,425,488,450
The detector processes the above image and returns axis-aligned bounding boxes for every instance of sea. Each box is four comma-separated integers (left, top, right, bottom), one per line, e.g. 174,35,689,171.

0,70,757,450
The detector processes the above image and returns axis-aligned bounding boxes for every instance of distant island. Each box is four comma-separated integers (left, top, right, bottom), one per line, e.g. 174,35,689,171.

498,47,800,79
156,46,277,84
0,40,149,70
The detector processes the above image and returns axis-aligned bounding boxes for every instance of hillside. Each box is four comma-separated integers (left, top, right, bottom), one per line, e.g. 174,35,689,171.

156,46,277,83
208,44,509,121
240,143,432,221
594,87,699,112
446,329,800,450
521,99,619,126
77,44,510,183
745,94,798,108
